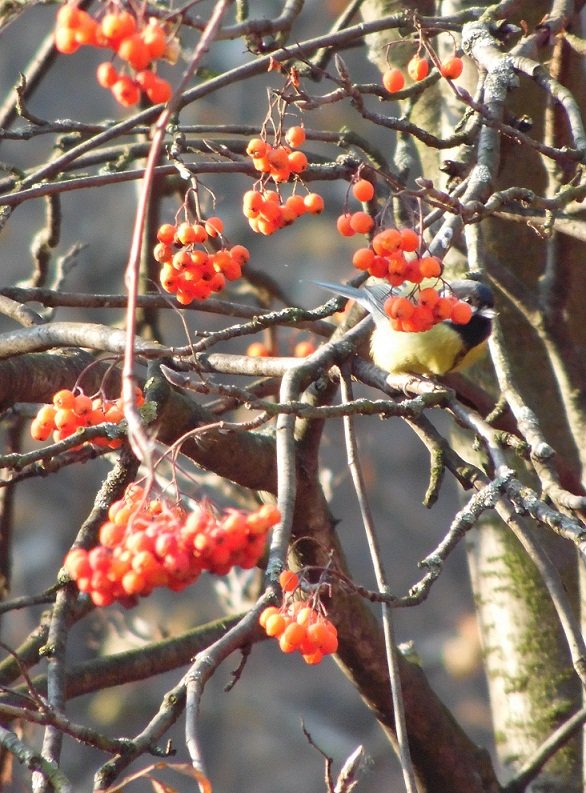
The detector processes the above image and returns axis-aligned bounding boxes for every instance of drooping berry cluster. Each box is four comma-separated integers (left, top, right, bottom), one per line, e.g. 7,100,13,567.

54,5,177,106
383,288,473,332
64,484,281,607
347,227,475,333
258,571,338,665
351,227,440,284
381,54,463,94
154,217,250,304
242,189,324,236
246,127,308,183
246,338,317,358
242,128,325,236
30,387,144,448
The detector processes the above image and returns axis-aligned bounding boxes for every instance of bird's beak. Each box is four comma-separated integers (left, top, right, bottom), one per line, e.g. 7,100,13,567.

478,307,498,319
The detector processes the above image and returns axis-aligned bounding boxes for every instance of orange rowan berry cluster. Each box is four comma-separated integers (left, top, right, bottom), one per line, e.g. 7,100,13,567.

351,227,474,333
381,54,463,94
154,217,250,304
259,571,338,665
242,128,324,235
351,226,436,283
64,484,281,607
246,127,308,183
336,177,377,238
30,387,144,448
54,5,177,106
242,188,324,236
383,288,473,332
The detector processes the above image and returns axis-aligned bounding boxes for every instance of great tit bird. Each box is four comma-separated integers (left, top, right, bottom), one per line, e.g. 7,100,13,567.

315,278,496,376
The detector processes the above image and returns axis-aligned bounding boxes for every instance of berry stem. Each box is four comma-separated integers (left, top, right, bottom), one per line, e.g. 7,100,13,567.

122,0,232,467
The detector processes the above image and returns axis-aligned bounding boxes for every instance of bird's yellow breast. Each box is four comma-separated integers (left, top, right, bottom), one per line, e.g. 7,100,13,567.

370,322,487,376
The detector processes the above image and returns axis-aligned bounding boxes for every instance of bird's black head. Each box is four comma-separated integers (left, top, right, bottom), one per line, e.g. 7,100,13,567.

445,279,495,314
444,279,496,352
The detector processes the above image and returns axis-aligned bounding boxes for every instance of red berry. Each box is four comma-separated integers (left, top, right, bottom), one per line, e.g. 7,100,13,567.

407,56,429,82
111,76,140,107
352,179,375,202
382,67,405,93
96,62,118,89
440,56,464,80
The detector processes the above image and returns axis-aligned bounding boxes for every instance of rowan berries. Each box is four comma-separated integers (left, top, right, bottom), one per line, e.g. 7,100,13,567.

64,486,280,606
96,62,118,88
259,594,338,665
407,55,430,82
440,56,464,80
352,179,375,203
54,6,178,108
382,67,405,93
285,126,306,148
111,76,140,107
349,211,374,235
293,340,316,357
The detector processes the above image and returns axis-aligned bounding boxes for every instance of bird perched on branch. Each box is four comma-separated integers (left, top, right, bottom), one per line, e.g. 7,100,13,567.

315,278,496,376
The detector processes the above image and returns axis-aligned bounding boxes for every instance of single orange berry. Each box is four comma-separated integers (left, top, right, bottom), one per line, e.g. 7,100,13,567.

349,211,374,235
282,621,306,648
372,228,401,254
142,20,167,60
440,56,464,80
287,150,308,173
352,247,375,271
153,242,173,263
450,301,473,325
145,75,172,104
382,67,405,93
384,296,414,321
285,126,306,147
293,340,316,357
265,613,287,637
54,27,81,54
53,389,75,409
176,222,197,245
398,228,420,253
56,5,82,28
418,256,442,279
36,404,57,429
54,408,79,434
247,342,272,357
100,11,136,43
259,606,280,629
303,193,324,214
352,179,375,202
407,55,430,82
74,13,98,45
246,138,268,158
279,570,299,593
434,296,457,320
30,419,52,442
242,190,263,218
96,62,118,89
336,213,355,237
117,34,151,71
73,393,93,416
204,217,224,237
229,244,250,265
369,255,389,279
111,76,140,107
418,287,440,308
157,223,176,244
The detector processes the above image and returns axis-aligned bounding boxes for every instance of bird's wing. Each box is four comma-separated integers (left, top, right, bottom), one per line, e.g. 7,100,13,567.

312,280,392,326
